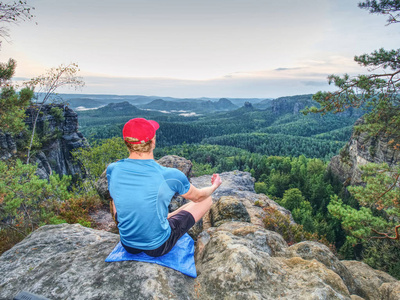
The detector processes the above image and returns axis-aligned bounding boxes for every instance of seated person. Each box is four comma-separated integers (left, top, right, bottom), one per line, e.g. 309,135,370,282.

107,118,222,257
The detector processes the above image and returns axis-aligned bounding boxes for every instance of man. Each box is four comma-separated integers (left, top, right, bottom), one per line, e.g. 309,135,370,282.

107,118,222,257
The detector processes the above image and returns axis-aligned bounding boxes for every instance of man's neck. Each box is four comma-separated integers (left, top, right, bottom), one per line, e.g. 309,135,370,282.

128,151,154,160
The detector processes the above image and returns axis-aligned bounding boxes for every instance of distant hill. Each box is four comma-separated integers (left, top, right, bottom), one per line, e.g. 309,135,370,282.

54,93,263,109
139,98,238,113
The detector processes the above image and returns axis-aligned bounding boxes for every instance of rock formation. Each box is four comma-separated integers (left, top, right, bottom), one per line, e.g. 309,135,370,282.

329,118,400,185
1,156,399,299
0,104,88,180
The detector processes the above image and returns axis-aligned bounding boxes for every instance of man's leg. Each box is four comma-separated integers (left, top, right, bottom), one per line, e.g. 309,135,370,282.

168,197,213,222
167,202,193,218
180,196,213,223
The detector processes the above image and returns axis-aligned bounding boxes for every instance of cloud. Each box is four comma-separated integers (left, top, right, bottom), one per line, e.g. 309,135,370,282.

274,67,304,71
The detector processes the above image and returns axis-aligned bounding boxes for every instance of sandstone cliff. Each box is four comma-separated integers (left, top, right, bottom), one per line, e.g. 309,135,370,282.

1,156,399,299
329,118,400,185
0,104,88,180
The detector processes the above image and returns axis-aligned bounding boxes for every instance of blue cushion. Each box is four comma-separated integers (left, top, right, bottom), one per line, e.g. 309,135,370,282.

105,233,197,278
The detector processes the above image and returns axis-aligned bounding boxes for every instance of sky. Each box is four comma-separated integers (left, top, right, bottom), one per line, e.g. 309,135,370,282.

1,0,399,98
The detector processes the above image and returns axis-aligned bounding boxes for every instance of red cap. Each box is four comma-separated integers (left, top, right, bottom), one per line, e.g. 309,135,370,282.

122,118,159,144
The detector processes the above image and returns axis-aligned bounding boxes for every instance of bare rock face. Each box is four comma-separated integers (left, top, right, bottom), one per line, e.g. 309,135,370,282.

0,131,17,160
209,196,251,227
342,260,398,300
0,224,195,300
329,118,400,185
285,241,357,295
0,104,88,180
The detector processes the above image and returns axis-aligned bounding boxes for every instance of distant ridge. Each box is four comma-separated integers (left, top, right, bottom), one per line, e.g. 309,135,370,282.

139,98,238,113
53,93,264,109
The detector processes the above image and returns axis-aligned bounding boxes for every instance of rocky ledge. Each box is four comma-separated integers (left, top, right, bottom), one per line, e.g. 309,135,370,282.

0,104,88,180
1,158,399,299
329,118,400,186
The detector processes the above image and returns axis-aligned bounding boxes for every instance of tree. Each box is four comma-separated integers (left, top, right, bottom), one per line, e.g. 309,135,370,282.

359,0,400,24
0,84,32,135
0,1,34,48
305,0,400,241
25,63,84,163
0,2,35,136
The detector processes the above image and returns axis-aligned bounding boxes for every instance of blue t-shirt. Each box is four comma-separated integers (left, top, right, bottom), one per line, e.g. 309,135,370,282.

106,159,191,250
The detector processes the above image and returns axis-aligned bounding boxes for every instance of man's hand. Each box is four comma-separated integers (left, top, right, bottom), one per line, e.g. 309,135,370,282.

211,173,222,188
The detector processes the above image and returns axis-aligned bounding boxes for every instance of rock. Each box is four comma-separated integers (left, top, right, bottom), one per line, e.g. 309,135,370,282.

329,118,400,186
351,295,365,300
157,155,193,177
286,241,357,295
191,171,294,224
0,104,89,180
342,260,398,300
380,282,400,300
195,221,351,299
2,222,399,299
0,224,195,300
0,131,17,160
209,196,251,227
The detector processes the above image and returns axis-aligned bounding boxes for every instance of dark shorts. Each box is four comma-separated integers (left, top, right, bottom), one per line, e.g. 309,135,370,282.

121,210,195,257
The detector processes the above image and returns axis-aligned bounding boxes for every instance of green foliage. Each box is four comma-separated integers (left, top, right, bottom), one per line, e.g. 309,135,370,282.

191,161,218,177
263,206,333,249
359,0,400,24
0,58,16,84
328,163,399,243
49,106,65,123
202,133,345,160
0,159,73,232
72,137,128,191
362,240,400,279
0,159,103,254
255,182,268,194
0,86,33,135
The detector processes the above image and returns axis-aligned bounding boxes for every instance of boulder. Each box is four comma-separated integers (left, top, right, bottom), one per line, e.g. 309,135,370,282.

191,171,294,224
286,241,357,295
209,196,251,227
0,224,195,300
380,282,400,300
342,260,398,300
195,221,351,299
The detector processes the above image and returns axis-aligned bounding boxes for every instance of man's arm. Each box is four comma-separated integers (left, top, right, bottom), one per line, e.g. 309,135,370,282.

181,173,222,202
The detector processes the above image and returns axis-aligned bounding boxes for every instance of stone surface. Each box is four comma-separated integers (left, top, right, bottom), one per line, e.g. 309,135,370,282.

0,131,17,160
286,241,357,295
191,171,294,224
195,222,351,300
209,196,251,227
0,104,88,180
329,118,400,186
380,282,400,300
342,260,398,300
0,224,195,300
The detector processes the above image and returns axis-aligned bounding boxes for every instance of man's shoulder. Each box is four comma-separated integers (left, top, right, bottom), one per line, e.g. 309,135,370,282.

159,165,187,180
106,159,127,174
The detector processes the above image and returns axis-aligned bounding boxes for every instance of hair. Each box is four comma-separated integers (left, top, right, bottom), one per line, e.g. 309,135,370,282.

124,137,154,153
